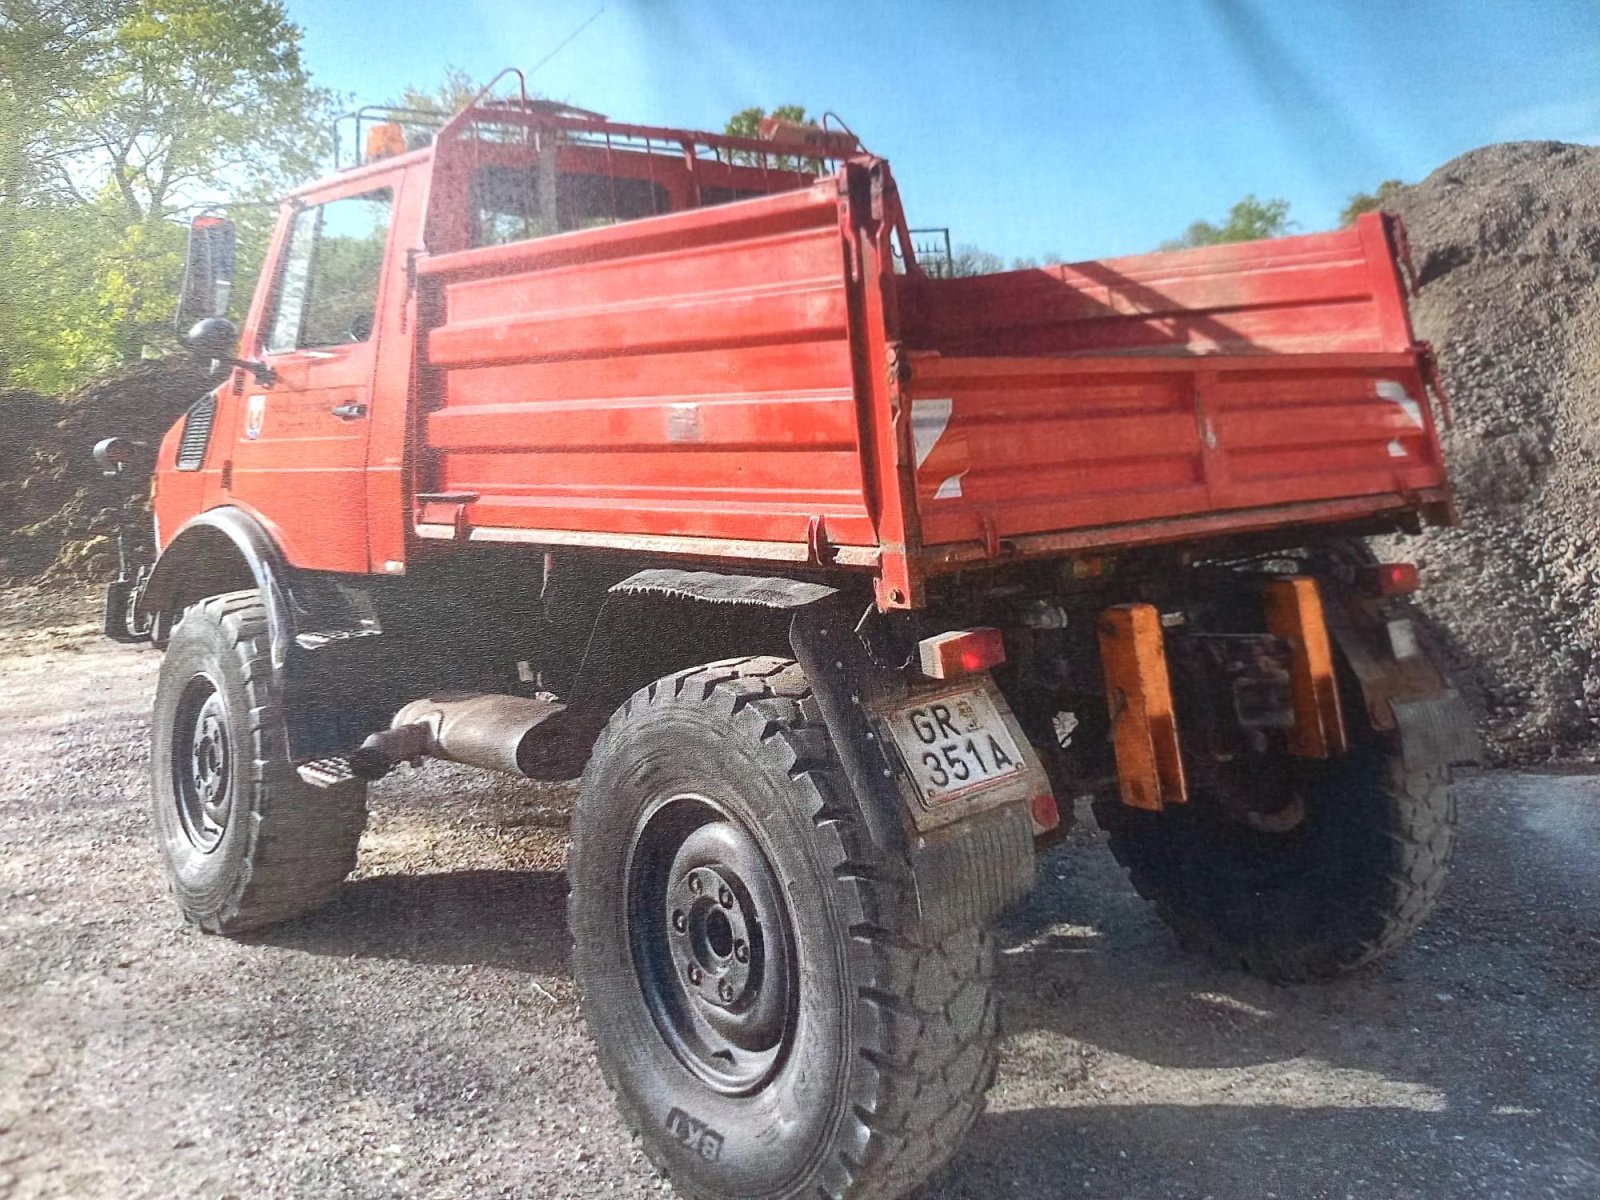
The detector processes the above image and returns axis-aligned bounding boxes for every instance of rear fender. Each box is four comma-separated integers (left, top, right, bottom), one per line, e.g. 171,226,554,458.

1323,587,1482,768
790,604,1042,939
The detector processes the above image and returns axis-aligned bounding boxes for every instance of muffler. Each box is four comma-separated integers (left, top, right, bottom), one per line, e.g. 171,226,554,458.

348,692,580,780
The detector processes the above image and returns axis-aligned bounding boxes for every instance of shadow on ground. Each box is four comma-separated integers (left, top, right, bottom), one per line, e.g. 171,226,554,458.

250,868,572,975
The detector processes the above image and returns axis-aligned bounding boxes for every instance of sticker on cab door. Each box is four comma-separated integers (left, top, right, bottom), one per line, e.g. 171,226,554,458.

245,394,265,440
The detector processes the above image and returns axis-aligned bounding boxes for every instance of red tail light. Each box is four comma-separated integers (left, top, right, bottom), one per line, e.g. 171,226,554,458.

1358,562,1420,596
917,627,1006,679
1030,792,1061,834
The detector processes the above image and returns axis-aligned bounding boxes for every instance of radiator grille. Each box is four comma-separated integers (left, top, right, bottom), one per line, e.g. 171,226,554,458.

175,395,216,471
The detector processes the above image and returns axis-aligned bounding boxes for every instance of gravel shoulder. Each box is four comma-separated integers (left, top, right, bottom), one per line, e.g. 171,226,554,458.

2,608,1597,1199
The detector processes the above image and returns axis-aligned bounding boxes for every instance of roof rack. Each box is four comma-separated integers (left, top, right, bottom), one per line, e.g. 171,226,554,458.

332,67,864,175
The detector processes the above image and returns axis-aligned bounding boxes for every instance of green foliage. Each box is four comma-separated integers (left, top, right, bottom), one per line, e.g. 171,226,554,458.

0,0,333,391
1340,179,1405,227
1162,194,1294,250
393,65,486,117
723,104,811,168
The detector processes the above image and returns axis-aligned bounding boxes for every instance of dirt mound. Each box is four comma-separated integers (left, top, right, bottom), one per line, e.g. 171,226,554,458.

0,359,212,583
1379,141,1600,762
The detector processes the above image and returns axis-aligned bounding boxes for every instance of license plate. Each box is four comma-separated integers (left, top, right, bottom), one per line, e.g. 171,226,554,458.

886,689,1025,805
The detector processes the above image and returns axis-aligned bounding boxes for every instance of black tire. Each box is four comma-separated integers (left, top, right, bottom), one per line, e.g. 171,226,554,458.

103,580,140,643
570,657,999,1200
150,589,367,934
1093,728,1454,983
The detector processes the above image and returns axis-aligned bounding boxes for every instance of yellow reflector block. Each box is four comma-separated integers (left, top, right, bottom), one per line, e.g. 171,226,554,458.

1263,577,1347,758
1098,604,1187,811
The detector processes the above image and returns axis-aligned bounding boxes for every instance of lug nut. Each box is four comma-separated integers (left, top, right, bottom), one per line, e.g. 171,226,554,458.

718,886,734,909
671,909,687,934
733,940,749,963
718,981,734,1002
687,963,702,985
687,873,703,895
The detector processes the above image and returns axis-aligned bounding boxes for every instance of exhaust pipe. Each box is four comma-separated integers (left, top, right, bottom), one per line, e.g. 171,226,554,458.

349,692,581,780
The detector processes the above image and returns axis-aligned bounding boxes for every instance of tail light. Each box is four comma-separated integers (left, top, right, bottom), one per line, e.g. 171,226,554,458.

917,628,1006,679
1358,562,1420,596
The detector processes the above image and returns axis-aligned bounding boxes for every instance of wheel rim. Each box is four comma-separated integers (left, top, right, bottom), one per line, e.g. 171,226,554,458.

626,794,796,1095
171,674,232,853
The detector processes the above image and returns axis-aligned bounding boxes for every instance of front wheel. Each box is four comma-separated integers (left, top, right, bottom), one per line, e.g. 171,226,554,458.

150,589,367,934
570,657,999,1200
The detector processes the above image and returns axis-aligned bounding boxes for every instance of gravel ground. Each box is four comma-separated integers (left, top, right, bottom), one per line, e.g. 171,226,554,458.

1379,141,1600,762
2,598,1598,1199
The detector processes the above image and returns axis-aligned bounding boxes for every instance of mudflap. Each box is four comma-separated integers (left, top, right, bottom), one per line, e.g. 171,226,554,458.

789,605,1042,940
1390,691,1481,770
1323,586,1484,770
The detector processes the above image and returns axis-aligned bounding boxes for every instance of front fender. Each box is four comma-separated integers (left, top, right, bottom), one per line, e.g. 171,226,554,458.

137,507,299,670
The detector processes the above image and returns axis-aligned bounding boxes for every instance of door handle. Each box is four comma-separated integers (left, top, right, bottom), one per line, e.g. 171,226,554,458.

330,403,368,421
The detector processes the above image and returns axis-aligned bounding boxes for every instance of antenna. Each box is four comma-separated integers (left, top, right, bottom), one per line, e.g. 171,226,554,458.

529,6,606,76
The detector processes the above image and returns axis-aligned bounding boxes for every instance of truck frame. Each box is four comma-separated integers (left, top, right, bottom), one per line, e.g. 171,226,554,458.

102,74,1479,1200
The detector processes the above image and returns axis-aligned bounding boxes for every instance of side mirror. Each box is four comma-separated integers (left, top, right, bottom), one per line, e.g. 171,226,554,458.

93,436,151,477
184,316,275,385
175,214,236,331
184,316,238,361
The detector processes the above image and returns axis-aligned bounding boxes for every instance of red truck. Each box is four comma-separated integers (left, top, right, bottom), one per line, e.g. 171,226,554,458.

100,75,1478,1200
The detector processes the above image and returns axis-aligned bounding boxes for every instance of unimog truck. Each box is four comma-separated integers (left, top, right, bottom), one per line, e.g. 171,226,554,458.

99,72,1479,1200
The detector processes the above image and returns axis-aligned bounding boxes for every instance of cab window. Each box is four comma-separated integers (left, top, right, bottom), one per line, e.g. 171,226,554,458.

471,166,670,247
266,188,393,353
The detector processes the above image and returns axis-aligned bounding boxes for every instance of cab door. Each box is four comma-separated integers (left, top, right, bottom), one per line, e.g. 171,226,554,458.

226,183,398,573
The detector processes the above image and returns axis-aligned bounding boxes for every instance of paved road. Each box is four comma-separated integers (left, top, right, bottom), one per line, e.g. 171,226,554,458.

1,608,1596,1198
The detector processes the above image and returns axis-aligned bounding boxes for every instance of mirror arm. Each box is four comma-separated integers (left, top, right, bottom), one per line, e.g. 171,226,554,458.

217,356,277,386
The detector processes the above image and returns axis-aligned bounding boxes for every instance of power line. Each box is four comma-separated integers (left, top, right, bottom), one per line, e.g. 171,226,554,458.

528,6,605,77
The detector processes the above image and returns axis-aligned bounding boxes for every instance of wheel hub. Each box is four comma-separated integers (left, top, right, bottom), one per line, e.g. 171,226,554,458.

668,864,759,1010
173,678,231,853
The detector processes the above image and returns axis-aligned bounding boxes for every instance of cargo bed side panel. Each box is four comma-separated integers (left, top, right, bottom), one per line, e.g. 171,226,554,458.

897,216,1448,561
416,184,877,559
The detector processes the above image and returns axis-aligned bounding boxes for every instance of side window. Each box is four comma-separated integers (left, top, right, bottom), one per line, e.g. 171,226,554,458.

469,166,672,247
473,166,550,246
265,188,393,353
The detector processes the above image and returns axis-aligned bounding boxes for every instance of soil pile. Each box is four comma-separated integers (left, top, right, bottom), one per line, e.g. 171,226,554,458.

0,359,211,583
1380,141,1600,761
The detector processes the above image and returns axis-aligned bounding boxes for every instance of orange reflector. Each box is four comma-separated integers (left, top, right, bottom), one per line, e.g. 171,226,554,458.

918,627,1006,679
1263,577,1347,758
1358,562,1420,596
366,121,407,161
1097,604,1186,811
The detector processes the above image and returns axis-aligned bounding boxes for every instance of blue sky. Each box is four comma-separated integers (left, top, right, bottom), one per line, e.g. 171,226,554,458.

285,0,1600,263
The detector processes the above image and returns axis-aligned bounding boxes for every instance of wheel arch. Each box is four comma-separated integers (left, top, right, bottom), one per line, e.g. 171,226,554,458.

137,507,294,666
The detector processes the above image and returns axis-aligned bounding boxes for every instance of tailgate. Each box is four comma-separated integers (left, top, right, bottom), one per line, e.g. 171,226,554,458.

895,214,1448,562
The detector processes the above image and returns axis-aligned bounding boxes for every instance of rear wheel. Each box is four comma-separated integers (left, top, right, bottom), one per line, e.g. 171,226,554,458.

150,589,367,934
570,657,999,1200
1093,730,1454,983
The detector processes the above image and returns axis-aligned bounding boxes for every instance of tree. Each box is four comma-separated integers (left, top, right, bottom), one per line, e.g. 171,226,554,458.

0,0,333,389
723,104,810,168
949,245,1004,277
392,65,486,117
1162,195,1293,250
1340,179,1405,227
